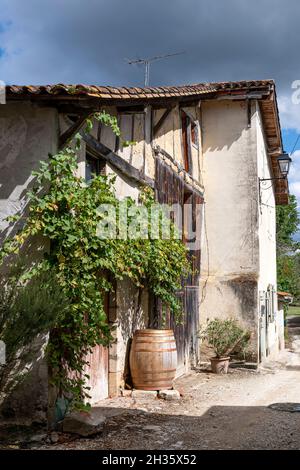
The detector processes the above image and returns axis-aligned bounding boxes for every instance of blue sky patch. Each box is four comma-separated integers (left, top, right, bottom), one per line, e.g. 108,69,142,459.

282,129,300,154
0,20,12,34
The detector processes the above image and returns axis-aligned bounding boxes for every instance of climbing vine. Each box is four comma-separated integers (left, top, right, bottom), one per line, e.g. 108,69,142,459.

0,112,190,409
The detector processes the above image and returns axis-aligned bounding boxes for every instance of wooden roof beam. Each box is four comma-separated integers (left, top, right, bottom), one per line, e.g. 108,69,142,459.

81,132,155,188
153,105,175,136
59,111,92,149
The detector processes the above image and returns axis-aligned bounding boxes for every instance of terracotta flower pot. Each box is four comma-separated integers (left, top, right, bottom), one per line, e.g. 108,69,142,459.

210,357,230,374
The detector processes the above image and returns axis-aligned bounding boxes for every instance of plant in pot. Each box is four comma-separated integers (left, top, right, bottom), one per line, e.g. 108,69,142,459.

199,318,250,374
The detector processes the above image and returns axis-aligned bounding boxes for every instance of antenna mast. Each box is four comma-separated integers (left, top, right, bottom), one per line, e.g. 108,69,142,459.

126,51,185,87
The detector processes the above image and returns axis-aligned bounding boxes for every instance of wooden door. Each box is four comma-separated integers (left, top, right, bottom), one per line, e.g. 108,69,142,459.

84,292,109,403
84,345,109,403
259,292,269,362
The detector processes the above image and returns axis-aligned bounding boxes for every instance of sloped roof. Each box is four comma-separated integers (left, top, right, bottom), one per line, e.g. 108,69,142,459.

277,291,293,302
6,80,273,100
277,291,293,297
5,79,288,204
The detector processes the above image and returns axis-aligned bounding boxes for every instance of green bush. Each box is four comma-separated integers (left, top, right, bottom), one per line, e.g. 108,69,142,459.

0,268,68,401
199,318,250,358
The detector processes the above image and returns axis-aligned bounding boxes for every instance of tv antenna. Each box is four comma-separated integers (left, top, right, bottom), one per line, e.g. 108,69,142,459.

126,51,185,87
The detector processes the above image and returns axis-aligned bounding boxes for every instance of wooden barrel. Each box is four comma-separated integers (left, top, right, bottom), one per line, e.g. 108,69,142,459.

129,329,177,390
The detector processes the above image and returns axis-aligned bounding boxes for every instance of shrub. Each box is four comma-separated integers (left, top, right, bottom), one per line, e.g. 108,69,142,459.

0,268,68,403
199,318,250,358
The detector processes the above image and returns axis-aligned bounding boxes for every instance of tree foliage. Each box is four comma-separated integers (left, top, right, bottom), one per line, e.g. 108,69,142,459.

276,195,300,253
276,194,300,298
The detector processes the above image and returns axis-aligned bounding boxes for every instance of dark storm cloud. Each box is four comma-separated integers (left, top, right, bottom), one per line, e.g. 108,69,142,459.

0,0,298,88
0,0,300,128
1,0,300,201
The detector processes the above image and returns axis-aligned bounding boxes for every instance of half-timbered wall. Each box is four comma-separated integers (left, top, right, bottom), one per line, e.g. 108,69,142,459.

0,99,204,417
154,158,203,375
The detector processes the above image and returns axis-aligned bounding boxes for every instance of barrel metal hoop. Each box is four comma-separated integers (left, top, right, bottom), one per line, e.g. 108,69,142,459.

134,348,177,353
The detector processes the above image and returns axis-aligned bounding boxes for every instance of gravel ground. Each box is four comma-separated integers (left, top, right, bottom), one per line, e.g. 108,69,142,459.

32,315,300,451
2,316,297,451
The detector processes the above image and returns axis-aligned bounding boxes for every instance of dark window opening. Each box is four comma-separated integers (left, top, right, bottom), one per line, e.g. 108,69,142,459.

183,191,196,246
181,111,198,175
181,112,191,173
85,153,106,182
115,113,134,153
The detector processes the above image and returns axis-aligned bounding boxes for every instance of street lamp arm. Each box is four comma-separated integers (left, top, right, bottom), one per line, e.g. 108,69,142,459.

259,177,287,182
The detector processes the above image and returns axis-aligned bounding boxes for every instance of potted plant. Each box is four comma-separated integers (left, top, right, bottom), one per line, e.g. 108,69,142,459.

199,318,250,374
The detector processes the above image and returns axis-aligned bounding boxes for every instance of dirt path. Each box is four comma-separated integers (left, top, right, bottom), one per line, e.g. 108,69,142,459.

41,316,300,450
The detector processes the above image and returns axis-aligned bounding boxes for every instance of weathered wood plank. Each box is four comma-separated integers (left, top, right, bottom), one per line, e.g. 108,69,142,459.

81,132,155,188
154,158,203,371
59,112,91,149
153,145,204,197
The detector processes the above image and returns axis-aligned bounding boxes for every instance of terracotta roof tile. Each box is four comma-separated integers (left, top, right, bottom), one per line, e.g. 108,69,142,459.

7,80,272,101
5,79,288,204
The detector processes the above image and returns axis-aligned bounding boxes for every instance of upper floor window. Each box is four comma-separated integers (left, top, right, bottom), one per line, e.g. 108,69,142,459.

115,107,145,158
85,153,106,183
181,111,198,175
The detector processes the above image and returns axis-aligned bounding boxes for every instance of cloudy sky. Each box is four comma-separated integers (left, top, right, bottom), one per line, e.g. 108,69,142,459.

0,0,300,203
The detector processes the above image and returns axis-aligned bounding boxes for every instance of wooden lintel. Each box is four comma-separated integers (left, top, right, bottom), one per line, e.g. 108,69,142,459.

178,99,201,109
81,132,155,188
59,112,92,149
215,92,268,101
116,105,145,114
56,104,97,114
153,105,175,136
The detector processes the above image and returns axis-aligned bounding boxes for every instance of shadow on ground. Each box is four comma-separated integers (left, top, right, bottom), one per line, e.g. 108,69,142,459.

287,315,300,334
8,401,296,450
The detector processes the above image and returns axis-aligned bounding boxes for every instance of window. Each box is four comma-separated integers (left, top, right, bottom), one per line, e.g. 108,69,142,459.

181,111,199,174
116,113,134,153
183,191,196,246
85,153,106,183
261,285,276,323
181,111,192,173
267,285,275,322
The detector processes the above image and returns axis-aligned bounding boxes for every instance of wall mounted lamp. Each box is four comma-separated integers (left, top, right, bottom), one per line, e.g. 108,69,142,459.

259,152,292,183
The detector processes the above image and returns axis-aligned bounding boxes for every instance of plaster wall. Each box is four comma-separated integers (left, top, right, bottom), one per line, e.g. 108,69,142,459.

200,99,260,361
256,104,283,359
0,103,58,237
0,102,58,423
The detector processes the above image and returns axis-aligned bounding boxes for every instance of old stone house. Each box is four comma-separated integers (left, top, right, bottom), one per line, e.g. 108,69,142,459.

0,80,289,423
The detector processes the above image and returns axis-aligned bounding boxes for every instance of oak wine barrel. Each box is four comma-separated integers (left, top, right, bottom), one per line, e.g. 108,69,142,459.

129,329,177,390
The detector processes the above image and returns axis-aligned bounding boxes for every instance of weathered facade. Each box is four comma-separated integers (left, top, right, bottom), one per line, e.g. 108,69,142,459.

0,80,289,423
200,98,286,362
